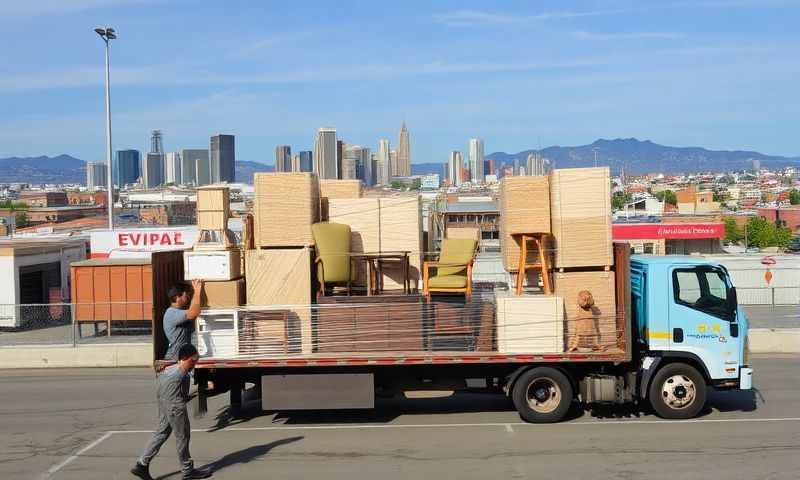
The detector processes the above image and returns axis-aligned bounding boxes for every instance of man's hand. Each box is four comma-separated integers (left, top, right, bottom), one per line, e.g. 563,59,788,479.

187,280,204,320
191,279,203,293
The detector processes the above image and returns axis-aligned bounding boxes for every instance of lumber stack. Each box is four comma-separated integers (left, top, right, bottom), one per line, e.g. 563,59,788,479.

320,179,363,221
499,176,551,272
495,293,564,354
553,270,618,351
254,172,320,248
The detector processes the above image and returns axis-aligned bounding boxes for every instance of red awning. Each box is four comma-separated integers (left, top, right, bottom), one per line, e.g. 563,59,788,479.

613,223,724,240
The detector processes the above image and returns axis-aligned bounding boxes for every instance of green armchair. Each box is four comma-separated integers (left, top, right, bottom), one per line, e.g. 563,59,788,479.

423,238,478,300
312,222,355,298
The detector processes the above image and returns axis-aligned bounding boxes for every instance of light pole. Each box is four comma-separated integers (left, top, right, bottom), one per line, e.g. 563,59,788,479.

95,26,117,230
593,147,598,168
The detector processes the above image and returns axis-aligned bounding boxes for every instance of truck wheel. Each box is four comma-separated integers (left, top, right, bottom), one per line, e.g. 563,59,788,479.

512,367,573,423
648,362,706,419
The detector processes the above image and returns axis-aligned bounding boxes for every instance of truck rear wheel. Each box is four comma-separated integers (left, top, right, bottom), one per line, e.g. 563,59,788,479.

648,362,706,419
512,367,573,423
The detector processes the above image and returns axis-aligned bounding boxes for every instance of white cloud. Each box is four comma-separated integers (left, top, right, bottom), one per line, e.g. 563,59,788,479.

0,0,161,17
432,8,632,27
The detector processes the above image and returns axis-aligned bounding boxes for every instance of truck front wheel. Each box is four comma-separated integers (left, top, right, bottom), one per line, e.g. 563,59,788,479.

648,362,707,419
512,367,573,423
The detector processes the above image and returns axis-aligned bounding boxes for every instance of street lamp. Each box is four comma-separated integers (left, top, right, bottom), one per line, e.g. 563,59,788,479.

95,26,116,230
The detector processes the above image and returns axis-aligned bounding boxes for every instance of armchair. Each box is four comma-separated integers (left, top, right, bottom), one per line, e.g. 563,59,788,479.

423,238,478,301
311,222,354,298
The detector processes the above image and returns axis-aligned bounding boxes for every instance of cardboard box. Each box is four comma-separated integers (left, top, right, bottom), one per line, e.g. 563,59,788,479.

500,176,551,272
495,293,564,353
554,270,617,349
320,179,362,221
201,278,245,308
549,167,613,268
184,249,241,280
254,172,320,247
245,248,314,306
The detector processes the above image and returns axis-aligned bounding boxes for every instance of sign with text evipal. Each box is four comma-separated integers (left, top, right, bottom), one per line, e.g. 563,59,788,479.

612,223,725,240
90,227,198,258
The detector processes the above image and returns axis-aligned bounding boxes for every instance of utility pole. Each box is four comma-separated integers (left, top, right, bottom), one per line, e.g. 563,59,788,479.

95,26,117,230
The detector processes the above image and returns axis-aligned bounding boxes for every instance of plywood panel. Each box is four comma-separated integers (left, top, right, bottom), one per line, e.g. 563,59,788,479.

496,293,564,353
245,248,313,306
202,278,246,308
499,176,551,272
254,172,320,247
554,271,617,350
549,167,613,268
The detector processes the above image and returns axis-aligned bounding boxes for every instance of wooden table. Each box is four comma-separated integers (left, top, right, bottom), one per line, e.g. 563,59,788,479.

350,251,411,295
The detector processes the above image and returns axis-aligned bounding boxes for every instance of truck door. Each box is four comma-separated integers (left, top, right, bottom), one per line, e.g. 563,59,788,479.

669,266,740,380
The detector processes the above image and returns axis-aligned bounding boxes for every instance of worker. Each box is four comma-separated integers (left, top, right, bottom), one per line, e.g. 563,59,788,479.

163,280,203,360
131,343,212,480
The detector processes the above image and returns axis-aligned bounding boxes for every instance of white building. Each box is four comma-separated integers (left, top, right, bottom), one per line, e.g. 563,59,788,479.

164,152,182,185
377,139,391,186
85,162,108,191
448,151,463,186
313,127,337,179
469,138,484,184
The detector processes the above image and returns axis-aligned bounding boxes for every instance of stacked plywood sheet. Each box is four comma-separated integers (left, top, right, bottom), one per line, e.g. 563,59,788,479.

254,172,320,248
320,179,363,221
328,198,381,283
499,176,551,272
549,167,613,268
379,197,423,291
196,186,230,231
201,278,246,308
495,293,564,353
554,270,617,351
446,226,480,241
245,248,314,353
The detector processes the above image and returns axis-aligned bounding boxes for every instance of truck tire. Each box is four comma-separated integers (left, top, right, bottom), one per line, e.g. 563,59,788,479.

511,367,573,423
648,362,706,419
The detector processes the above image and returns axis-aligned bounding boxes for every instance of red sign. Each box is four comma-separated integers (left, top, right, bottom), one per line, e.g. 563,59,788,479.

761,256,777,266
612,223,725,240
117,231,185,247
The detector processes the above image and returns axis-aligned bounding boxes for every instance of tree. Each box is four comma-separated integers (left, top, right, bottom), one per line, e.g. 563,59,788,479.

723,217,742,244
654,190,677,206
15,211,29,228
390,180,404,190
745,216,793,249
611,191,632,210
789,189,800,205
411,178,422,190
713,191,729,202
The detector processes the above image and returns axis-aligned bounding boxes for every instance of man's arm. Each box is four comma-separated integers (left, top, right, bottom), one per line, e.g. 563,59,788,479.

186,279,203,320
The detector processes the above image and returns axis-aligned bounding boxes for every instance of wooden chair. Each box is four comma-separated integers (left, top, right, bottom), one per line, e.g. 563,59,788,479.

423,238,478,301
311,222,355,298
513,233,552,296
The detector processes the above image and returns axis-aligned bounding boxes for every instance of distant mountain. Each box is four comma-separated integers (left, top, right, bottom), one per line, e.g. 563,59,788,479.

487,138,799,175
411,163,446,176
0,155,85,183
235,160,273,184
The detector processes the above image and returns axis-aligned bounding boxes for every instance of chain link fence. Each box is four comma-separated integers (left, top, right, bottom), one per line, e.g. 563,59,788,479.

0,302,152,347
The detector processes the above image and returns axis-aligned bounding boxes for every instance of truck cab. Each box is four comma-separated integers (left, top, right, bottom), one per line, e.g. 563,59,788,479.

631,255,753,418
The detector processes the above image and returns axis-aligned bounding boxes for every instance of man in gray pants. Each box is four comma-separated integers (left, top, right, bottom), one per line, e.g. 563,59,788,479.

131,344,212,480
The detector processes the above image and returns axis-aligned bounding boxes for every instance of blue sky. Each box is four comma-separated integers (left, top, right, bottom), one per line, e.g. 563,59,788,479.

1,0,799,164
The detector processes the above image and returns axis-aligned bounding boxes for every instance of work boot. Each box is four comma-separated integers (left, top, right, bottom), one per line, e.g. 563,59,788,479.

183,467,213,479
130,462,154,480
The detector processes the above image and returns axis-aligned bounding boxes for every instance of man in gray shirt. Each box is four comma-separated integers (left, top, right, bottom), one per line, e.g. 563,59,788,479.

132,343,212,480
163,280,203,361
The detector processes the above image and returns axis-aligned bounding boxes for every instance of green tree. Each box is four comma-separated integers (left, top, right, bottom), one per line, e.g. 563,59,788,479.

611,191,632,210
654,190,677,206
723,217,742,244
745,216,793,249
15,211,29,228
411,178,422,190
713,191,729,202
789,189,800,205
390,180,404,190
0,200,28,210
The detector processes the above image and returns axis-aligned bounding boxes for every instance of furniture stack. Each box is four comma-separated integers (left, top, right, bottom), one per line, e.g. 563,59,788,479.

246,172,320,354
499,176,551,274
184,186,244,308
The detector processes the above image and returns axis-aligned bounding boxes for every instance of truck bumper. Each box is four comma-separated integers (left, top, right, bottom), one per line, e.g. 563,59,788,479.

739,366,753,390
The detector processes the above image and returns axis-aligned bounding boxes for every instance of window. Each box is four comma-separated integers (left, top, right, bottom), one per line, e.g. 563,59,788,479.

643,243,654,254
672,267,732,321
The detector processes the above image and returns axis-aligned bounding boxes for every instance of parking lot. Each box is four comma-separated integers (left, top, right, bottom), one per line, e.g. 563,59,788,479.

0,354,797,480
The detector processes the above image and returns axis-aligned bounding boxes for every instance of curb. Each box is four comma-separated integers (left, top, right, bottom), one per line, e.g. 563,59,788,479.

0,343,151,369
749,328,800,354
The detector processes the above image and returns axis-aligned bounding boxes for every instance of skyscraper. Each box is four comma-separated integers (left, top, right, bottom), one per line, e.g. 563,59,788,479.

527,152,545,176
115,149,140,187
337,140,345,180
448,151,462,186
164,152,182,185
396,122,411,177
468,138,484,184
512,158,520,176
182,149,209,185
150,130,164,154
389,150,398,177
143,153,164,189
210,134,235,183
342,145,362,180
86,162,108,191
291,154,300,172
298,150,313,173
377,139,391,185
370,153,379,186
360,147,372,186
313,127,337,179
275,145,292,172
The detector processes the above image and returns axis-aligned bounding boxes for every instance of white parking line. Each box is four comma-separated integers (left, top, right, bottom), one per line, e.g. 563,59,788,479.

43,417,800,477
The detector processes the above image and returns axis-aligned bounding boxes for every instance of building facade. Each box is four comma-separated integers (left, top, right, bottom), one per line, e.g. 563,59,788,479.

164,152,181,185
182,149,209,186
298,150,313,173
115,149,140,187
342,145,362,180
469,138,484,184
396,122,411,177
85,162,108,191
448,151,463,187
275,145,292,172
313,128,337,179
377,139,391,186
143,153,164,189
210,134,235,183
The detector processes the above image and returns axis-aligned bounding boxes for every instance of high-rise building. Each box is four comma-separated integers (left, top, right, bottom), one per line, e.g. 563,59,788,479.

448,151,463,186
469,138,484,183
86,162,108,191
389,150,398,177
377,139,391,185
164,152,182,185
275,145,292,172
298,150,313,173
342,144,362,180
143,153,164,189
210,134,235,183
150,130,164,154
527,152,546,176
115,149,140,187
291,154,300,172
370,153,379,186
512,158,520,176
752,159,761,173
182,149,209,186
313,127,337,179
337,140,345,180
396,122,411,177
360,147,372,186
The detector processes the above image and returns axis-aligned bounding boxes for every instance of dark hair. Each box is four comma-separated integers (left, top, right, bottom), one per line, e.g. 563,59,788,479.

178,343,198,360
167,284,188,303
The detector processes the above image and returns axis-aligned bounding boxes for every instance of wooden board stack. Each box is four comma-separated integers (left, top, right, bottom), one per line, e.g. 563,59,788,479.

254,172,320,248
553,270,618,351
499,176,551,272
549,167,613,269
320,179,363,221
495,293,564,354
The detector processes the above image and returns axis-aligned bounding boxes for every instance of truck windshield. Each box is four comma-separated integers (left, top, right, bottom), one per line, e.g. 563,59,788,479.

673,267,732,321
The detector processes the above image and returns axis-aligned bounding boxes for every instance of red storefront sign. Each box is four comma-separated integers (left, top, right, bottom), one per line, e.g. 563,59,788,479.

612,223,725,240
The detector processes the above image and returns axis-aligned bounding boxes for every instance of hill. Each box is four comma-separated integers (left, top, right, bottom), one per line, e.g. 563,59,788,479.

0,155,85,183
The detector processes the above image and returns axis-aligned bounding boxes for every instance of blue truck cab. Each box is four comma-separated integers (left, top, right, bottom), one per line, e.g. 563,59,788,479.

631,255,753,418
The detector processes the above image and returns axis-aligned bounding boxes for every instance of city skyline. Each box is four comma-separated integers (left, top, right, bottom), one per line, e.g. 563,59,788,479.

1,2,798,164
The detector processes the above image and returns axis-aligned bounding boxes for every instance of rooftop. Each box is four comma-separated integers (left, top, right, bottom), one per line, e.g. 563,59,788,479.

442,201,499,213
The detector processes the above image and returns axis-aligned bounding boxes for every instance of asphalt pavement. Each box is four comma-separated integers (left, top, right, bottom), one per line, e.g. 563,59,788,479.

1,355,798,480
